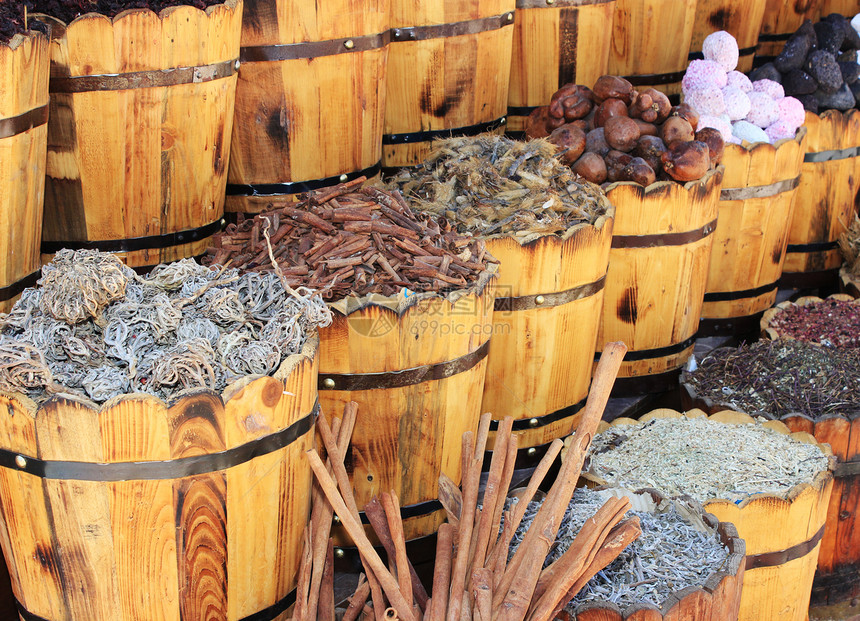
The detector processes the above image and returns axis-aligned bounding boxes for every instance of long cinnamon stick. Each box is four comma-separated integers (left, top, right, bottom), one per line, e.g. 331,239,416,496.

470,416,512,575
344,576,371,621
381,492,414,610
293,527,313,621
320,539,335,621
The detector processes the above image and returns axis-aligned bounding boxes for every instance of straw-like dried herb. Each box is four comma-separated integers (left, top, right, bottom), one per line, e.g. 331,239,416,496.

769,298,860,347
387,135,610,240
688,340,860,419
0,249,331,405
840,214,860,279
27,0,224,23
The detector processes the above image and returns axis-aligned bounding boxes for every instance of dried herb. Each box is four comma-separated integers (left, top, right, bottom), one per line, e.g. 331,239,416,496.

387,135,610,240
0,2,48,44
839,214,860,279
26,0,225,23
687,340,860,420
768,298,860,347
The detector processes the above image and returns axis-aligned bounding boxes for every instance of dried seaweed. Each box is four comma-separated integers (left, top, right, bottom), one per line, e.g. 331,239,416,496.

386,135,610,239
0,249,331,405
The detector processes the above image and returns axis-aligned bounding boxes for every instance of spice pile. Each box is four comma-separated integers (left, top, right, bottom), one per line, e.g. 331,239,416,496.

387,135,610,238
0,3,48,44
767,297,860,347
840,214,860,279
588,416,829,502
26,0,226,22
511,489,731,610
0,249,330,405
204,180,495,301
686,341,860,419
524,75,724,186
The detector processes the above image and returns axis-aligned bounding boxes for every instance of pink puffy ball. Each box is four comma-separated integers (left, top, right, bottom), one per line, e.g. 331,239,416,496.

703,31,740,72
777,97,806,130
726,71,753,93
697,114,733,142
745,91,779,128
765,119,798,143
682,59,728,93
686,86,727,118
722,86,751,121
752,79,785,100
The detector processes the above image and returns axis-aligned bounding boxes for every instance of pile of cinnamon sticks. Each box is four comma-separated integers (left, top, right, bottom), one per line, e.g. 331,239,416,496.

296,342,638,621
203,179,495,301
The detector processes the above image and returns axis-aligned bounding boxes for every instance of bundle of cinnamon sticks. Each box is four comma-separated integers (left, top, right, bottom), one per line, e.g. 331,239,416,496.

203,179,496,301
296,342,637,621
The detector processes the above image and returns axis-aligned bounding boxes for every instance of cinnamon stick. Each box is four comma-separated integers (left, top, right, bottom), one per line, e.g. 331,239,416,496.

427,523,454,621
320,539,335,621
381,492,414,611
344,576,371,621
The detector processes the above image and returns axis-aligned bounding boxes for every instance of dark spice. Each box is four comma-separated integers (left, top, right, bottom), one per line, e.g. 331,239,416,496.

26,0,225,24
687,340,860,420
769,298,860,347
0,3,48,45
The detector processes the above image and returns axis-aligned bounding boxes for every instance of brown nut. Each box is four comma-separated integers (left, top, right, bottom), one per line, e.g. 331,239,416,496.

669,103,699,131
621,157,657,186
631,88,672,124
660,140,711,182
595,98,629,127
548,124,587,166
633,135,667,173
562,94,594,121
605,150,634,182
633,119,659,136
592,75,636,105
661,116,694,146
585,127,611,157
694,127,725,165
604,116,641,152
525,106,551,139
551,83,593,103
572,152,608,184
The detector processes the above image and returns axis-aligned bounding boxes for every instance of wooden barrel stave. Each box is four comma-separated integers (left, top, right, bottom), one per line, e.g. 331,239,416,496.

818,0,860,16
755,0,821,65
688,0,766,73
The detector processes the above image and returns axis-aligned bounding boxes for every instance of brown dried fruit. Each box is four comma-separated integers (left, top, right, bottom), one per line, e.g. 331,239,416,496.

525,107,551,139
585,128,611,157
606,150,634,182
633,135,667,172
661,140,711,182
572,152,608,184
694,127,725,165
595,98,629,127
669,103,699,131
547,114,567,131
548,124,587,165
562,94,594,121
633,119,659,136
570,119,589,132
630,88,672,124
604,116,641,152
592,75,636,105
621,157,657,186
661,116,694,146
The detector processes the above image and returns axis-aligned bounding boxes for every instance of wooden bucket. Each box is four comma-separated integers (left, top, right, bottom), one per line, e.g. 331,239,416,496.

596,168,723,395
0,337,319,621
781,110,860,289
226,0,389,214
0,30,49,313
38,2,241,270
318,275,495,545
755,0,821,66
699,130,807,337
382,0,516,169
482,214,614,460
593,408,834,621
607,0,699,99
506,0,617,134
840,266,860,297
688,0,766,73
570,489,746,621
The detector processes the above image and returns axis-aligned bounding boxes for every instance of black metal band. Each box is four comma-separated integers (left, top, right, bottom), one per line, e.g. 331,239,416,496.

703,281,779,303
226,161,381,197
50,58,238,93
41,217,226,254
490,396,587,432
745,524,826,570
358,498,442,524
0,400,319,481
611,219,717,248
805,146,860,163
319,340,490,391
610,367,682,397
834,459,860,478
390,12,515,42
697,311,765,338
786,240,840,253
688,46,756,61
595,334,696,362
494,275,606,312
382,116,507,146
507,105,539,117
720,175,800,200
17,588,297,621
241,32,390,63
0,270,40,303
779,268,840,290
0,104,49,140
758,32,792,43
622,70,686,86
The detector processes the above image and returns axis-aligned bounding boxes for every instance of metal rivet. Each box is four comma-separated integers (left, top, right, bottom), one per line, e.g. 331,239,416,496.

528,418,539,428
500,117,506,124
527,447,537,456
344,39,355,50
535,295,545,305
546,0,555,4
14,455,26,469
339,174,349,182
335,548,345,559
506,12,514,21
323,378,336,389
234,59,240,71
409,31,417,40
333,514,340,523
393,29,401,39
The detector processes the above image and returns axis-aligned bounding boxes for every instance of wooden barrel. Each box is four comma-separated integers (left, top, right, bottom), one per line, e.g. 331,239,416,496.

318,276,495,545
569,489,745,621
0,31,49,313
0,337,319,621
688,0,766,73
840,266,860,297
781,110,860,289
506,0,617,135
38,2,241,270
699,130,807,337
596,168,722,395
593,408,834,621
607,0,699,99
382,0,516,169
755,0,821,66
226,0,388,214
482,214,614,460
